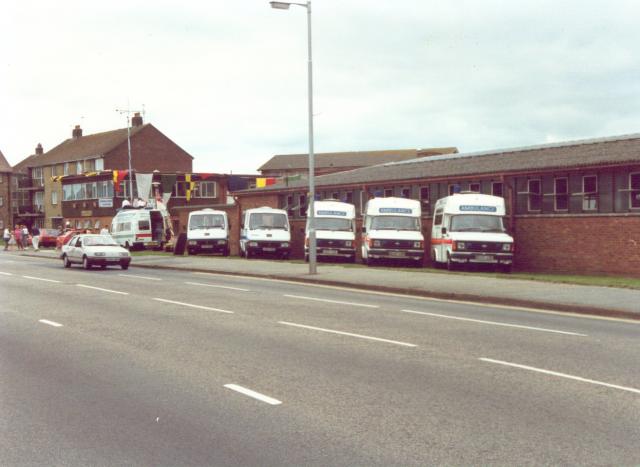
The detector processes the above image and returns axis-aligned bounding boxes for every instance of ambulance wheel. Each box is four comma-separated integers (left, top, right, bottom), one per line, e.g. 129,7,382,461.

498,264,512,274
446,254,456,271
223,248,229,257
348,255,356,263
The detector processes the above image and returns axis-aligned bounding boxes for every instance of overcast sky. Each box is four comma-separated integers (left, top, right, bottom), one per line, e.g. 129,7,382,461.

2,0,639,173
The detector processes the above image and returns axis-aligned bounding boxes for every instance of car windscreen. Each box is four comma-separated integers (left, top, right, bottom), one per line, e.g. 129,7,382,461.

249,213,288,230
83,235,119,247
314,217,353,231
450,214,505,232
370,215,420,231
190,214,225,230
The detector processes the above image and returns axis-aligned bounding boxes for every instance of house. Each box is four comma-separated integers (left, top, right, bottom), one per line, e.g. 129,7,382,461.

234,134,640,276
0,150,11,231
11,113,193,229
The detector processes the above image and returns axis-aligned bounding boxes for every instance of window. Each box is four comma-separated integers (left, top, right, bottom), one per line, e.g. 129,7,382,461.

51,191,58,205
32,167,44,186
34,192,44,211
554,177,568,211
196,181,217,198
64,163,70,175
401,187,411,199
299,194,307,217
527,179,541,211
95,158,104,171
582,175,598,211
76,161,83,174
331,191,339,200
51,165,57,177
469,183,481,193
345,191,353,204
630,173,640,209
434,209,443,225
97,180,114,198
384,188,393,198
419,187,430,205
449,184,460,196
0,196,3,207
286,195,294,217
492,182,503,197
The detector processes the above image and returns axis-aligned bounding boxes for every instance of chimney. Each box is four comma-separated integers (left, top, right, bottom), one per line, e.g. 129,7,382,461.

72,125,83,138
35,143,44,156
131,112,143,127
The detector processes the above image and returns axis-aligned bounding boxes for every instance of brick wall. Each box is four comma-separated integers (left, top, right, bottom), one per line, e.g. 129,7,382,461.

0,173,10,230
514,215,640,276
105,125,193,173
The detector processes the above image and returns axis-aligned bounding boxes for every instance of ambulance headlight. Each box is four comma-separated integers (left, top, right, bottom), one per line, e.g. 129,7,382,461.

456,242,466,250
502,243,512,252
248,241,258,247
344,240,353,248
188,240,197,245
281,242,289,248
217,240,226,245
373,240,381,247
413,241,423,249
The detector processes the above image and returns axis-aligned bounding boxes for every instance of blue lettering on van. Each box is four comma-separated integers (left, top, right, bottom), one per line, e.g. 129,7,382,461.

379,207,412,214
317,210,347,216
460,205,497,212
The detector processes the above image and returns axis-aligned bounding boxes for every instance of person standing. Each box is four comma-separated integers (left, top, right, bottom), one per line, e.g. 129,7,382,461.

14,225,23,251
99,224,110,235
31,225,40,251
2,227,10,251
21,225,29,249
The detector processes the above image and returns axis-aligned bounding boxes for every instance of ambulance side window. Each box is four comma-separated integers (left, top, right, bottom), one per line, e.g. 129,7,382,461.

434,209,443,226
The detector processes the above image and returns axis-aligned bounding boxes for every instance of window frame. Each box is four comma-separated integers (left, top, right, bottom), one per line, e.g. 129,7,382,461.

527,179,542,212
491,182,503,197
554,177,569,212
630,172,640,210
383,188,393,198
582,175,598,211
400,187,411,199
468,182,481,193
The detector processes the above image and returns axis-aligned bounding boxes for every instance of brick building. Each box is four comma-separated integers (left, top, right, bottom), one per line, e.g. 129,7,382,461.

0,150,11,231
11,114,193,230
235,134,640,276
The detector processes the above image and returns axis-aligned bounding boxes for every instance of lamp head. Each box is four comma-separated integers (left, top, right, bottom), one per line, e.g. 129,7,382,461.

270,1,291,9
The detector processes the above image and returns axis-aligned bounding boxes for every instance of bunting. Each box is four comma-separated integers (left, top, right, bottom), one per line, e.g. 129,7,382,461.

135,173,153,202
112,170,129,193
185,174,196,202
85,171,99,177
51,175,64,182
256,177,277,188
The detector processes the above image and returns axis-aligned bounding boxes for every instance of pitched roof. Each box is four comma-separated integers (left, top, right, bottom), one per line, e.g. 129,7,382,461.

0,149,12,172
238,133,640,193
258,147,458,172
13,124,149,170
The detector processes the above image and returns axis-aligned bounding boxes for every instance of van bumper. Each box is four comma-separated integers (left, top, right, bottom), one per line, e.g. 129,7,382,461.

188,239,228,253
307,247,356,258
369,249,424,260
450,252,514,264
246,241,291,257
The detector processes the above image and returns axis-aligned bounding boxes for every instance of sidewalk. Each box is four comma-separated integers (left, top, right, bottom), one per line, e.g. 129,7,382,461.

13,249,640,320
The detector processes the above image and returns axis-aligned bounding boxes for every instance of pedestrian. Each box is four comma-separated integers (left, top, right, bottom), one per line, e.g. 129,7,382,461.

99,224,110,235
14,225,23,251
21,225,29,249
31,225,40,251
2,227,10,251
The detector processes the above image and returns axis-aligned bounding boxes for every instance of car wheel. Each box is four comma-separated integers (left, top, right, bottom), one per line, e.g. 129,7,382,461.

83,256,92,270
121,262,130,270
63,255,71,268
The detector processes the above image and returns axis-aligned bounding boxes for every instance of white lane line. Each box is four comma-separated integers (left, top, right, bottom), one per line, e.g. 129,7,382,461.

480,358,640,395
284,294,379,309
119,274,162,281
0,271,13,276
153,298,234,314
185,281,249,292
76,284,129,295
224,384,282,405
39,319,63,327
279,321,417,347
22,275,61,284
402,309,588,337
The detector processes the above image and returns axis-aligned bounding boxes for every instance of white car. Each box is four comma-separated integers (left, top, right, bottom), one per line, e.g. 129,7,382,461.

61,234,132,270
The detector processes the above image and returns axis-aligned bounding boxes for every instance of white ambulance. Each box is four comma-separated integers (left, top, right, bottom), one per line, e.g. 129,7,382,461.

305,200,356,262
431,193,514,272
361,197,424,266
110,206,170,250
186,209,230,256
239,207,291,259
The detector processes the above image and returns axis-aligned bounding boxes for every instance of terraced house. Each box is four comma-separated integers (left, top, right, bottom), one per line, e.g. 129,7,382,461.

0,150,11,231
234,134,640,276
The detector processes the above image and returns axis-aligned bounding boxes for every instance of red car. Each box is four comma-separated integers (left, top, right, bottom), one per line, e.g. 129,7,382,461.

39,228,61,248
56,229,78,249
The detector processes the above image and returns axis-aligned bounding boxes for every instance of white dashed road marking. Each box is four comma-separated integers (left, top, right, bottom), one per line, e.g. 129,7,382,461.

119,274,162,281
284,294,379,309
39,319,63,327
224,384,282,405
279,321,417,347
153,298,234,314
23,275,61,283
76,284,130,295
185,281,249,292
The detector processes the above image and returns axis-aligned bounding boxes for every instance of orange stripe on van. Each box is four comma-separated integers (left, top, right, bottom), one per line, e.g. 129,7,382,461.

430,238,452,245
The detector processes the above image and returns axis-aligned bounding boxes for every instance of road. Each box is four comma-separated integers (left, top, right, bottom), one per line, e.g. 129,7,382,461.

1,254,639,466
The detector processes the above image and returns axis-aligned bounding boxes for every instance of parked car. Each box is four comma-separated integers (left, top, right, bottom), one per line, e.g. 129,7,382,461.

56,229,78,249
39,228,61,248
60,234,131,270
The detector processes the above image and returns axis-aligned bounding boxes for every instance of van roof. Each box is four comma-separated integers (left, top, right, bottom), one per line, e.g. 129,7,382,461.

314,200,356,216
436,193,506,214
366,197,421,215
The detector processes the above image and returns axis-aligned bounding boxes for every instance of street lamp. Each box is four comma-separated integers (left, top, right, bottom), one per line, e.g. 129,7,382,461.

270,0,317,275
116,107,142,203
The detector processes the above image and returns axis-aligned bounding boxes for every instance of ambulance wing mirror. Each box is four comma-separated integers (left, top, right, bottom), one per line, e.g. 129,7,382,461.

441,227,447,235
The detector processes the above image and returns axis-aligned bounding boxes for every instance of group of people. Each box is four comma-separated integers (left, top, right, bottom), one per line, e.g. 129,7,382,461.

3,224,41,252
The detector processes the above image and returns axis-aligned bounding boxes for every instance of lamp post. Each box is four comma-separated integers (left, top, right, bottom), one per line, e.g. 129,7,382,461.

116,107,142,203
270,0,317,275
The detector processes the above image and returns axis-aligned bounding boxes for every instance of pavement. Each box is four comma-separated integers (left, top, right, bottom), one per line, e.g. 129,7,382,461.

9,248,640,320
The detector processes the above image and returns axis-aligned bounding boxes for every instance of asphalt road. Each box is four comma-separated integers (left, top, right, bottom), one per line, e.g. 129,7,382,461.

1,255,639,466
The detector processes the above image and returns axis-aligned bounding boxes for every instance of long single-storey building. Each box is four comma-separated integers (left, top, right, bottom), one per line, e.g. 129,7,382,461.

234,133,640,276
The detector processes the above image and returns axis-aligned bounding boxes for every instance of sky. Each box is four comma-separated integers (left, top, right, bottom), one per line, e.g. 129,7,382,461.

2,0,639,174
